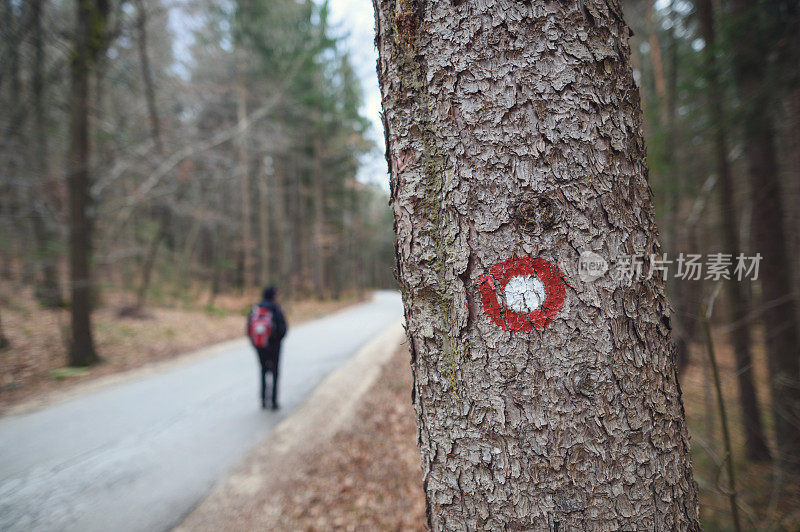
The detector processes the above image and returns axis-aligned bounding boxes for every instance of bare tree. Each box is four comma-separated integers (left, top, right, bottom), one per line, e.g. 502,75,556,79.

374,0,700,528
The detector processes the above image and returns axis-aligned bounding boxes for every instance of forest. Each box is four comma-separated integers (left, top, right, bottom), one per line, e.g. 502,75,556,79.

625,0,799,525
1,0,799,529
0,0,396,366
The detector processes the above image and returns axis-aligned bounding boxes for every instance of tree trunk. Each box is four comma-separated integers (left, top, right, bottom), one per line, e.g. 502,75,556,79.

131,0,168,312
31,0,64,309
671,231,702,375
730,0,800,472
288,162,305,296
208,226,221,306
2,0,25,282
374,0,701,528
134,208,168,310
645,3,667,126
272,166,290,289
135,0,162,154
237,62,254,288
0,307,9,350
696,0,771,462
312,137,326,298
649,2,699,374
4,0,24,138
67,0,107,367
781,90,800,331
257,160,270,286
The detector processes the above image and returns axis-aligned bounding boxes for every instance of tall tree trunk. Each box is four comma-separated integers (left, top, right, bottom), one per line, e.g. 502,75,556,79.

132,0,169,311
651,2,699,374
236,62,254,288
374,0,700,528
781,90,800,330
645,2,668,127
29,0,64,308
257,160,270,286
2,0,25,282
696,0,771,462
274,167,291,293
312,138,326,298
4,0,24,138
0,307,9,350
67,0,107,367
135,0,162,153
730,0,800,472
289,162,305,296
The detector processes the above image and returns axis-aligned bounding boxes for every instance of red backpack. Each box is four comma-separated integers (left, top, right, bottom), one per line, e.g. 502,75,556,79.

248,306,274,348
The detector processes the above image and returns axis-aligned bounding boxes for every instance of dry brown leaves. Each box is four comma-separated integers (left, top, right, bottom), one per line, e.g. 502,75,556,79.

250,346,426,531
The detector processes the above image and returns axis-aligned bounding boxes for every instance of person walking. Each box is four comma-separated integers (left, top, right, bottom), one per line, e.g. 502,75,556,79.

247,286,287,409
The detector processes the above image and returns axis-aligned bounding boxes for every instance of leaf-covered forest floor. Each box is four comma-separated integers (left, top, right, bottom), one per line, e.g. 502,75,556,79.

240,332,799,531
0,287,364,415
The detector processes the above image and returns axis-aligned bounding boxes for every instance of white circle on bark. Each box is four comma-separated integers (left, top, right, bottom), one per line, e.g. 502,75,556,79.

504,275,546,312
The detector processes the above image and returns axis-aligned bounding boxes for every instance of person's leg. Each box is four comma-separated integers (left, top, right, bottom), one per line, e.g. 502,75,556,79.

258,349,268,408
270,351,280,409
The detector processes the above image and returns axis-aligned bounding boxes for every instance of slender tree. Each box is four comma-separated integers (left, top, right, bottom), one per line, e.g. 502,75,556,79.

374,0,700,528
30,0,64,308
235,57,255,288
67,0,110,366
257,158,271,285
134,0,162,153
695,0,771,461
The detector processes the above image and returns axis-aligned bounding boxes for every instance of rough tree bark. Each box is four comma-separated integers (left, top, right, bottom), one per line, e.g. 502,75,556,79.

730,0,800,472
695,0,770,461
374,0,701,529
67,0,108,367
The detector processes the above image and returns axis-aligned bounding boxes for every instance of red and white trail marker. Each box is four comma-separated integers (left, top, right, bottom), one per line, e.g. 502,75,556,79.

478,256,566,332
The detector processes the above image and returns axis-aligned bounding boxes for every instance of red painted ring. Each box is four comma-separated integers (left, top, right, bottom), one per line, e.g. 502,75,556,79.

478,256,566,332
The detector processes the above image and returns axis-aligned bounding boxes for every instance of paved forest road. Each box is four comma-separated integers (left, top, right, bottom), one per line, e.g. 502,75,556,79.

0,291,403,532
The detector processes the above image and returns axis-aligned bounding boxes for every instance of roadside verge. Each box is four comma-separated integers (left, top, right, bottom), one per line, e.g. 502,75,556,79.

175,318,408,531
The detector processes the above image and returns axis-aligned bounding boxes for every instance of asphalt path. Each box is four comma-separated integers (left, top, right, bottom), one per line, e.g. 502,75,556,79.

0,291,403,532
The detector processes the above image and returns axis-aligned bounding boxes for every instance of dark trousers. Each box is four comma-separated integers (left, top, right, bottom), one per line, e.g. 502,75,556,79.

256,345,280,407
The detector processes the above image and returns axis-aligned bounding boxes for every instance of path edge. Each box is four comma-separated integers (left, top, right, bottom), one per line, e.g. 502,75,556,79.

174,317,407,530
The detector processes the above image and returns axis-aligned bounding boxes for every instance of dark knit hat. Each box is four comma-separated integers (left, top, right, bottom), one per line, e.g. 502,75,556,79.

262,286,277,300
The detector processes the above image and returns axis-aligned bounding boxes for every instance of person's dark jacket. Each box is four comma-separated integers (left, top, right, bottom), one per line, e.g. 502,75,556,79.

247,300,287,346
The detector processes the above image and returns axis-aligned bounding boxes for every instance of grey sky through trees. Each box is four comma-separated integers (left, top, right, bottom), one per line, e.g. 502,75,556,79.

167,0,386,187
